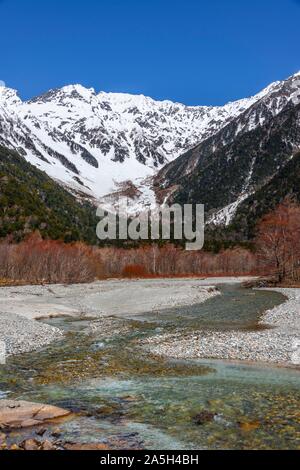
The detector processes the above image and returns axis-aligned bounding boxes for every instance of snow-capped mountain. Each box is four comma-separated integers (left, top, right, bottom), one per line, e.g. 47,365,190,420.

1,71,300,226
0,79,280,205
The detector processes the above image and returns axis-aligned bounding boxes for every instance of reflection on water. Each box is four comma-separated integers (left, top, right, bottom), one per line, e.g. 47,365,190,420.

0,285,299,450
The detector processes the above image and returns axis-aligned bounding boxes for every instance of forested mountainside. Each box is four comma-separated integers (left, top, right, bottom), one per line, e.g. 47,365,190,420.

231,151,300,239
155,73,300,236
0,146,98,243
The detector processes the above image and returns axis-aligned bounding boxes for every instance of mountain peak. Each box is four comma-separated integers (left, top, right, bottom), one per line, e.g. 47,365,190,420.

61,84,96,99
0,86,21,107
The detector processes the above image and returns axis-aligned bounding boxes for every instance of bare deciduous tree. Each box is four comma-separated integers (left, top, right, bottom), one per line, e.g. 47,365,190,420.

256,199,300,283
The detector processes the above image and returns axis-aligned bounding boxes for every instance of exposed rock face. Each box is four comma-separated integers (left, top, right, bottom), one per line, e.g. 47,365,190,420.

0,400,71,430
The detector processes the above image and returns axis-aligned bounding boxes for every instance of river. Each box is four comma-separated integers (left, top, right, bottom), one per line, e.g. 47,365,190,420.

0,284,299,450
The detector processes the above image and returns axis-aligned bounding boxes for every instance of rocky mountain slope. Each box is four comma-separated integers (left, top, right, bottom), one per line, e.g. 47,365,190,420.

155,72,300,229
0,80,277,205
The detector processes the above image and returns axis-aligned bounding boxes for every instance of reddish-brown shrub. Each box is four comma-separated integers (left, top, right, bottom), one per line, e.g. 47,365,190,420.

122,264,148,278
0,234,261,285
0,232,104,284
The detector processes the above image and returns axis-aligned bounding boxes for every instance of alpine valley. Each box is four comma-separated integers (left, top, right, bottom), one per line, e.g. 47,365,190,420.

1,71,300,240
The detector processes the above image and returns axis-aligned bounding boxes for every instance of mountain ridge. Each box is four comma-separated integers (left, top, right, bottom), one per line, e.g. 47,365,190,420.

0,75,288,204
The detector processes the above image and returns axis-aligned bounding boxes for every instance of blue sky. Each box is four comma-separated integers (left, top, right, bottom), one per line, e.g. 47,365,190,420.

1,0,300,105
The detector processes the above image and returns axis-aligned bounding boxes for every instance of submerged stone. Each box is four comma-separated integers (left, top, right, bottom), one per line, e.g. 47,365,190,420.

193,410,217,425
238,421,260,432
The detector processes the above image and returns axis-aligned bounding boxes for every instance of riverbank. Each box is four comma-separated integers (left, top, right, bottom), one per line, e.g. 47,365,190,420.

142,288,300,366
0,277,226,356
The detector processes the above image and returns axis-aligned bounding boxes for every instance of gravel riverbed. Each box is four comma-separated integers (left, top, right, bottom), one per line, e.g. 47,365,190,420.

142,288,300,366
2,279,296,365
0,278,222,357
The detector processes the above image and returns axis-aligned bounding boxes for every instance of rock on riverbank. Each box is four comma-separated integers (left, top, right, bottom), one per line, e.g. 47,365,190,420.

0,400,144,451
0,400,71,429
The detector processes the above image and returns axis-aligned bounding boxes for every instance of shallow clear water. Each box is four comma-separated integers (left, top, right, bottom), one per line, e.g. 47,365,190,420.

130,284,285,330
1,285,300,450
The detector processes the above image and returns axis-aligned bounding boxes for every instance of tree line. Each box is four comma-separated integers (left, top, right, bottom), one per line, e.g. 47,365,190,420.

0,198,299,285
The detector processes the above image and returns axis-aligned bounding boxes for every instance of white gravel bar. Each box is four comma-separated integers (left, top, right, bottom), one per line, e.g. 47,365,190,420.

143,288,300,366
0,277,228,356
0,313,63,356
0,278,241,320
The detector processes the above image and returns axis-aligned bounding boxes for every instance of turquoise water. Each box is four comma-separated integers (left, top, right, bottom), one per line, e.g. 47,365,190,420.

0,285,299,450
